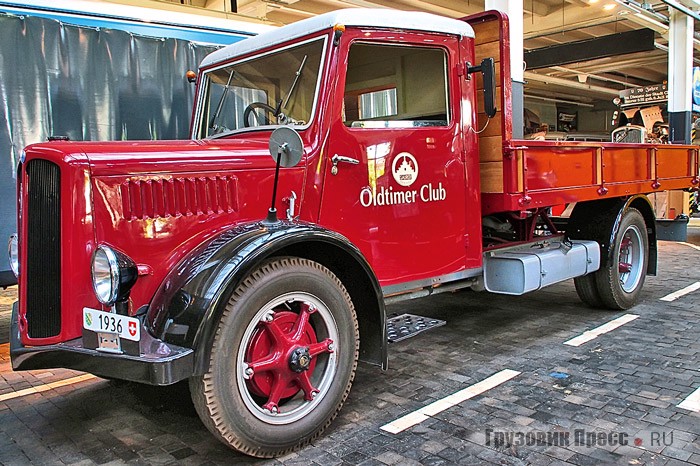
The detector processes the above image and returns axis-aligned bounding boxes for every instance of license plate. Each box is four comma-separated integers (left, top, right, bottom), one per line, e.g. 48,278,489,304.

83,307,141,341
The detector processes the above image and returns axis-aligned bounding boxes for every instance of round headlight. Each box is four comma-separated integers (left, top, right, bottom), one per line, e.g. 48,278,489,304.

92,246,119,305
91,245,139,306
8,234,19,277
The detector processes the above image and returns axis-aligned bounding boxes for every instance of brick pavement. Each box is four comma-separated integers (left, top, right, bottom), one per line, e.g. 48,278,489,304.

0,286,15,345
0,240,697,465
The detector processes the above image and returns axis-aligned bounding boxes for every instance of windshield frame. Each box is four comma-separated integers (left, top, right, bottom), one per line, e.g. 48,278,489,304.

192,35,329,140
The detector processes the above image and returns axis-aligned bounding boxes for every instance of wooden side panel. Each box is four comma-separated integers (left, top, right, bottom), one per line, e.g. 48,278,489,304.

478,135,503,162
471,17,505,191
471,21,500,43
477,111,503,138
480,161,504,193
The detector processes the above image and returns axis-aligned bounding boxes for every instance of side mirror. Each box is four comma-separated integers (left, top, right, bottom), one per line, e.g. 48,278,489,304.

480,58,497,118
268,126,304,168
468,58,498,119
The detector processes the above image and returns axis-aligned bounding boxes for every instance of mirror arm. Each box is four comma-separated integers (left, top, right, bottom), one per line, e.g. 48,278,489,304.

465,62,482,78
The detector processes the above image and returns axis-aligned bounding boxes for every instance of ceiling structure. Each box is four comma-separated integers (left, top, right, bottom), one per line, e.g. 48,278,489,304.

118,0,699,108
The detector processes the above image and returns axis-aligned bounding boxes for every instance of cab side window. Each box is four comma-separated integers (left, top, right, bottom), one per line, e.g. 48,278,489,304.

343,43,450,128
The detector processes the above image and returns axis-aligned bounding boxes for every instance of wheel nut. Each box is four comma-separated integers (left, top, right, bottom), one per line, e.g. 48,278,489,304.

263,312,274,322
244,367,254,378
327,343,335,351
271,407,278,414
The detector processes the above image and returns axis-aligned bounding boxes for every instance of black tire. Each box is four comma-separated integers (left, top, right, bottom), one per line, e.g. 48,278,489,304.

594,208,649,309
574,273,604,308
189,257,358,458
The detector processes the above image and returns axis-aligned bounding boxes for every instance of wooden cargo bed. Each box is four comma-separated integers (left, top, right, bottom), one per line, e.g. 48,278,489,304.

480,140,699,215
465,12,700,217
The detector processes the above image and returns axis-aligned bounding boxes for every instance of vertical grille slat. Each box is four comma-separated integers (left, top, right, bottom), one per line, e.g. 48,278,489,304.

26,160,61,338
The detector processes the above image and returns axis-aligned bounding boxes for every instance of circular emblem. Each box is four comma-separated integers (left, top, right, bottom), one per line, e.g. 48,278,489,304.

392,152,419,187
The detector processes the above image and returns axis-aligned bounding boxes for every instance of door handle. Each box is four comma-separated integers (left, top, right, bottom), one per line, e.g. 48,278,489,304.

331,154,359,175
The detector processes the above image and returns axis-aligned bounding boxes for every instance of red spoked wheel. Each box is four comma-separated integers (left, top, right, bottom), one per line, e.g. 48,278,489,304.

239,296,338,423
617,228,644,294
190,257,358,458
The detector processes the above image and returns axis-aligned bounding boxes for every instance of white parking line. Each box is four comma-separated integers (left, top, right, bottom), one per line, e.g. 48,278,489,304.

678,242,700,252
678,386,700,412
660,282,700,302
0,374,97,402
563,314,639,347
380,369,520,434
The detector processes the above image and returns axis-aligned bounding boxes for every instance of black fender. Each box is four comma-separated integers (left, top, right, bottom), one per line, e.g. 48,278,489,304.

146,220,387,376
566,195,657,275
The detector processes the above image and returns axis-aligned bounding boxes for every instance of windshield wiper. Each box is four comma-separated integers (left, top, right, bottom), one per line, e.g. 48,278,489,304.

209,70,234,131
274,55,308,119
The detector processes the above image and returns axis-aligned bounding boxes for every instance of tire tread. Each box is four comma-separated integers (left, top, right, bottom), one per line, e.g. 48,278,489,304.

190,257,359,458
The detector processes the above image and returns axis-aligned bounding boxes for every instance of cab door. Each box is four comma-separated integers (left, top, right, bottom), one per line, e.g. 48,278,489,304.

319,32,470,288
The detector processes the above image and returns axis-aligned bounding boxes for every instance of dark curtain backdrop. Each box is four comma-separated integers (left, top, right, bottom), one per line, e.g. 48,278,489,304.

0,13,219,283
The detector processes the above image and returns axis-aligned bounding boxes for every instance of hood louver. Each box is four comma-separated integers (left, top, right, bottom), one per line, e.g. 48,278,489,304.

121,175,239,220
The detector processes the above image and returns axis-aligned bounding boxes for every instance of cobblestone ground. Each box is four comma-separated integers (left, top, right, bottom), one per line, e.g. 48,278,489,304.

0,235,698,465
0,286,14,345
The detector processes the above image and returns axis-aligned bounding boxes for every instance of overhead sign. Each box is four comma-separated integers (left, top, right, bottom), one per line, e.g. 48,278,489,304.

620,84,668,108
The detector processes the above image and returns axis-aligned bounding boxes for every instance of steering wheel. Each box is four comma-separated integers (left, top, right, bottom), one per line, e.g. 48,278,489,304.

243,102,277,127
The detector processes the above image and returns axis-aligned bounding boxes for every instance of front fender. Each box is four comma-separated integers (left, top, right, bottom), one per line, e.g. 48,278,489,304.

146,221,386,375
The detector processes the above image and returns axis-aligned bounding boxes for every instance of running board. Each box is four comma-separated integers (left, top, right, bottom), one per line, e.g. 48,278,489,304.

483,240,600,295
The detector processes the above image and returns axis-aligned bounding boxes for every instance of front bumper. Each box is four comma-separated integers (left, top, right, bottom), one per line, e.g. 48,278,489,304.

10,302,194,385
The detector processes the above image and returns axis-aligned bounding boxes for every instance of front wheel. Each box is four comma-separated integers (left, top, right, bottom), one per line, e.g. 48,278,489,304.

594,208,649,309
190,257,358,458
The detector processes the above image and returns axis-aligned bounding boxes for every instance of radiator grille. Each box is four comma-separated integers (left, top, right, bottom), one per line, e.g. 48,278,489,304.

25,159,62,338
612,125,646,143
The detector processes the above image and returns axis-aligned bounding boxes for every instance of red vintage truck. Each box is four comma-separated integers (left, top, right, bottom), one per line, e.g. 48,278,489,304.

8,8,699,458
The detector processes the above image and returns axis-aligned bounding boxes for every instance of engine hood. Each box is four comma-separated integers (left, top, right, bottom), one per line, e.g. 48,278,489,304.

25,136,281,176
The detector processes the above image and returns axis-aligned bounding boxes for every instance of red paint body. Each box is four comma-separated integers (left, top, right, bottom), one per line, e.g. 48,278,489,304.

15,15,699,349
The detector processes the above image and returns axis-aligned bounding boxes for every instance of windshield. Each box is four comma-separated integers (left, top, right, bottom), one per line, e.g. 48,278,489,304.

198,38,326,138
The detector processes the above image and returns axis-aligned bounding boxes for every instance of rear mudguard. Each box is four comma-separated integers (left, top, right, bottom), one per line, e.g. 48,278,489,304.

566,195,657,275
146,220,387,375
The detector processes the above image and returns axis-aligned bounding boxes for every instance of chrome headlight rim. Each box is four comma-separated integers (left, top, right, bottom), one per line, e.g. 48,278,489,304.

8,234,19,277
91,245,120,305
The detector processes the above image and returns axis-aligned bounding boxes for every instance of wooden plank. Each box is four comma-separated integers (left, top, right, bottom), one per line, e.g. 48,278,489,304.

478,135,503,163
474,41,501,64
471,22,501,45
480,161,504,193
477,112,503,138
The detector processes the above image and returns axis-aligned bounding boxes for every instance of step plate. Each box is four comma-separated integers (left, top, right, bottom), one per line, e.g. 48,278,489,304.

386,313,446,342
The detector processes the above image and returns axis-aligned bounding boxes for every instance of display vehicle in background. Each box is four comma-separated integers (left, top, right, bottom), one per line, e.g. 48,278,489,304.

9,8,699,458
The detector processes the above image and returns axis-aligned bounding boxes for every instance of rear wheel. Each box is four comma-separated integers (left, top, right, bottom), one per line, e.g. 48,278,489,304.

190,257,358,458
594,208,648,309
574,273,603,308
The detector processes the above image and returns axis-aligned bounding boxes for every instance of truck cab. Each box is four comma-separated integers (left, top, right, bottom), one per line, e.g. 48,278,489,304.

9,8,698,459
192,9,484,285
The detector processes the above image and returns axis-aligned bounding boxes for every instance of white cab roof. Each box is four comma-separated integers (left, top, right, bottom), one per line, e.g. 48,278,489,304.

200,8,474,68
